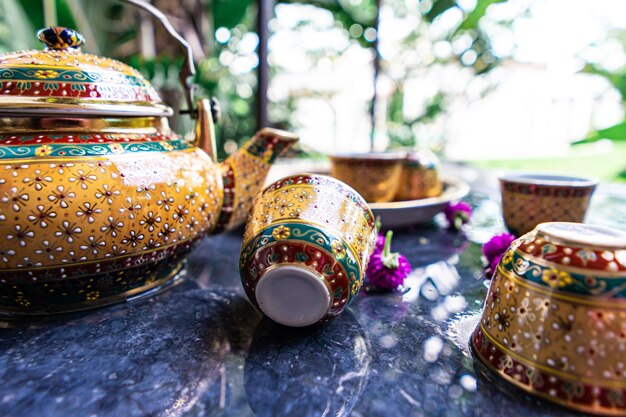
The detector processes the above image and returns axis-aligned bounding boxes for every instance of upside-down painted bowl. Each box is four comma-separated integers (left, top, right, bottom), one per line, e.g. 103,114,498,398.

472,222,626,415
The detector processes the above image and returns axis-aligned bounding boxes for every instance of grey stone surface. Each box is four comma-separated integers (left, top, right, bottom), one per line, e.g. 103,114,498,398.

2,182,624,417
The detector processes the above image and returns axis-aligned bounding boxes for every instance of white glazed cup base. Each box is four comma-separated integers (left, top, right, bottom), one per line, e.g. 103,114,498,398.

255,265,331,327
536,222,626,249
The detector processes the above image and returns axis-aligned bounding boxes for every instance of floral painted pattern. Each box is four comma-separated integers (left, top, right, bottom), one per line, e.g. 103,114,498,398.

240,173,377,321
472,326,626,415
34,145,52,157
243,175,375,268
500,252,626,300
0,140,189,159
516,229,626,272
541,268,573,288
479,267,626,384
272,225,290,240
500,180,595,235
0,150,222,291
0,42,161,103
0,123,298,313
331,240,346,259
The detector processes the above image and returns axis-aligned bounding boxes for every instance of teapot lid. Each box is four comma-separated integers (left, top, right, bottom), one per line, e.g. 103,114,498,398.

0,27,172,117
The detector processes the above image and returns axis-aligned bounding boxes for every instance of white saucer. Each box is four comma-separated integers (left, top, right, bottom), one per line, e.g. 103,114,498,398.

369,178,470,228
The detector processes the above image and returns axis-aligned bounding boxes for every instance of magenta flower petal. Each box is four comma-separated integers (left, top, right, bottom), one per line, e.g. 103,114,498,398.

482,233,517,279
375,234,386,252
366,230,412,290
485,254,504,278
366,252,412,290
444,201,473,230
482,233,516,263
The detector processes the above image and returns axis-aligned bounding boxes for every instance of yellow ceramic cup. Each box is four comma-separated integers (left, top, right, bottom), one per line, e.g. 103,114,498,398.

329,152,406,203
394,150,442,201
239,174,377,327
500,173,598,236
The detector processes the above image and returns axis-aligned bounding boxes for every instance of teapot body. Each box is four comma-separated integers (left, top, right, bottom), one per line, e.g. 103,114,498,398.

0,119,221,313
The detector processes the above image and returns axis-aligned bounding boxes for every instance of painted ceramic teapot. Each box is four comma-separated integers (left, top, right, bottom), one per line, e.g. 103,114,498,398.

0,1,298,314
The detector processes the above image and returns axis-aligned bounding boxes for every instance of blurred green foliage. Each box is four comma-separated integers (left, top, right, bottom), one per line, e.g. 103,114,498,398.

1,0,510,159
280,0,378,47
385,0,512,150
5,0,624,179
0,0,133,55
578,63,626,144
424,0,507,74
577,56,626,179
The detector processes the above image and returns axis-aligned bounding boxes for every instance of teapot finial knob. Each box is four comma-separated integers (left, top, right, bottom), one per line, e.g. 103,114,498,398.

37,27,84,50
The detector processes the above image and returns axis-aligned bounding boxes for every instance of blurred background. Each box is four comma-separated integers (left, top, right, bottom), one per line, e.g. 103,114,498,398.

3,0,626,181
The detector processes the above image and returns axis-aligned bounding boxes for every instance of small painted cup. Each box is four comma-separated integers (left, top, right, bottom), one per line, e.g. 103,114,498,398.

239,174,377,327
394,150,442,201
472,222,626,415
329,152,406,203
500,173,598,236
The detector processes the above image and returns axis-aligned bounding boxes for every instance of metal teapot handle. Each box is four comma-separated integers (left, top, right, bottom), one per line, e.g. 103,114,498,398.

119,0,197,118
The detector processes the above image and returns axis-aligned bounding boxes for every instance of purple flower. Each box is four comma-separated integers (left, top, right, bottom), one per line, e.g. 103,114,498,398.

482,233,516,278
375,234,386,252
366,231,412,290
483,233,516,261
486,255,503,278
444,201,472,231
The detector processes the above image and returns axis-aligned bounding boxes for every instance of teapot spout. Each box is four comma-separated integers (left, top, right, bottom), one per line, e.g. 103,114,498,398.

213,127,299,232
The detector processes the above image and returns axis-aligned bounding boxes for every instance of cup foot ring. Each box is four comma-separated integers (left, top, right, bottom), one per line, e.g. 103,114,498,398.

256,265,331,327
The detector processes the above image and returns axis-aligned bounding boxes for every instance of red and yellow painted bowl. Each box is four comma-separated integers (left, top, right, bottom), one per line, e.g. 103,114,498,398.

472,222,626,415
239,174,377,327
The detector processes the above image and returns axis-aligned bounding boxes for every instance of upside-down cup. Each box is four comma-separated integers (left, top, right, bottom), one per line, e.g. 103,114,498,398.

472,222,626,415
239,174,377,327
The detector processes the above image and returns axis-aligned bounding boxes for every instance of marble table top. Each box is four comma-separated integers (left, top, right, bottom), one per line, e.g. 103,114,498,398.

1,173,625,417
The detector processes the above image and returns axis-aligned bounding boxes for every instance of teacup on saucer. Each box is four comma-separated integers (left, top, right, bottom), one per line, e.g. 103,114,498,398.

329,151,406,203
394,150,442,201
